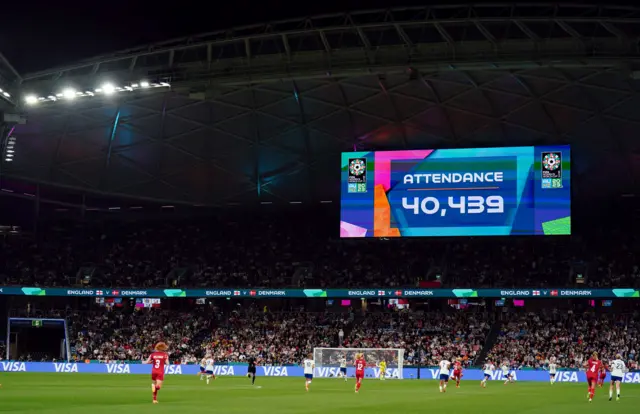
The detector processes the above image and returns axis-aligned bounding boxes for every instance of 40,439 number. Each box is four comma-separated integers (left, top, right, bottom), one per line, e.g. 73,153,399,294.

402,196,504,216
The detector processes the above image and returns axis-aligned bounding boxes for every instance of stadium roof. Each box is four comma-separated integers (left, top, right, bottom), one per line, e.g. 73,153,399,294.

3,3,640,206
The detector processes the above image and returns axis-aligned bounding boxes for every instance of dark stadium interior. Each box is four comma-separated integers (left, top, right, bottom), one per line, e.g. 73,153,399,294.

2,5,640,207
0,3,639,411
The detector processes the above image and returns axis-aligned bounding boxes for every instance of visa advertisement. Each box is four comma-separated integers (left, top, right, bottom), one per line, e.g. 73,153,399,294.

1,363,639,384
340,146,571,237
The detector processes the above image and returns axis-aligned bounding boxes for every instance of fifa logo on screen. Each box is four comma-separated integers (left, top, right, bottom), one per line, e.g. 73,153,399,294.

541,152,563,189
347,158,367,193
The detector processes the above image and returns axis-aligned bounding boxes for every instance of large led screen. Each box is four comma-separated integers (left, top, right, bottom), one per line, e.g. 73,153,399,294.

340,146,570,237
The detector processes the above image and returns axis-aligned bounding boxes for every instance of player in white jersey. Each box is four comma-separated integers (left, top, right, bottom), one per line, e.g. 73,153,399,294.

303,354,315,392
204,356,216,384
198,357,207,380
609,354,626,401
480,361,495,388
502,362,514,385
338,356,348,381
548,358,558,385
438,360,451,393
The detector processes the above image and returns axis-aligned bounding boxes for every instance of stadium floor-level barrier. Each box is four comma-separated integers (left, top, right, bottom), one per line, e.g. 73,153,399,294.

1,362,639,383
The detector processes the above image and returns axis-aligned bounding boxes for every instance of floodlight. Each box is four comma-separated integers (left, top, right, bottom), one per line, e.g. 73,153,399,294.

62,88,76,100
102,83,116,95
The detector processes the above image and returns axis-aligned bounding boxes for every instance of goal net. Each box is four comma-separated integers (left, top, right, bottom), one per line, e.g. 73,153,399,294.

313,347,405,379
7,318,70,361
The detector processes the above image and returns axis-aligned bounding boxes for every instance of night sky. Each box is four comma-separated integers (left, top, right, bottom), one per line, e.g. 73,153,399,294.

1,1,638,74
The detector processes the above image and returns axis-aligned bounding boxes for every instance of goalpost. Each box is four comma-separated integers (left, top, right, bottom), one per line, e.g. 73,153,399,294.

6,318,71,361
313,347,405,379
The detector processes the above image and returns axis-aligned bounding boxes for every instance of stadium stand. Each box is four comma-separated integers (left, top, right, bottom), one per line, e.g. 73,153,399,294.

1,211,638,370
15,304,636,371
1,219,638,289
486,311,640,371
344,311,491,367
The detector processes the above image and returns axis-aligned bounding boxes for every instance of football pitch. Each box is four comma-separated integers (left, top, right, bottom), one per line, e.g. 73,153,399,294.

1,374,638,413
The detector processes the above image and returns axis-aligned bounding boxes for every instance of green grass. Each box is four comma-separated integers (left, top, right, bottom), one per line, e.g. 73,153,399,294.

0,374,637,413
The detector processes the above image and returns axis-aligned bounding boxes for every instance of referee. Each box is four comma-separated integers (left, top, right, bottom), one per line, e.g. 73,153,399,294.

247,355,257,385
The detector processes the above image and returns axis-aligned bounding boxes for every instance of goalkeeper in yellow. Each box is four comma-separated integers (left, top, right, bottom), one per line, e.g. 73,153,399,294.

378,360,387,380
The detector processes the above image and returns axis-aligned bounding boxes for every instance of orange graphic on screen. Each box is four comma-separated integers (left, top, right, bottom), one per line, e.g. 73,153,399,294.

373,184,400,237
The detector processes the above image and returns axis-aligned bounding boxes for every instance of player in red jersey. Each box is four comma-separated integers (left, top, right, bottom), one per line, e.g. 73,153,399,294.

586,352,603,402
598,365,607,388
451,358,463,388
354,353,367,393
145,342,169,404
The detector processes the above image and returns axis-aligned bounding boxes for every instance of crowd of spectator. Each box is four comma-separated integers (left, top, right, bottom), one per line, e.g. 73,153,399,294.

10,305,489,367
486,310,640,371
6,303,640,372
69,310,213,363
14,308,211,363
0,217,413,288
1,216,638,289
8,306,352,364
1,213,639,370
344,310,490,367
207,310,351,365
